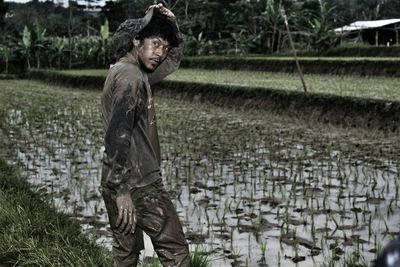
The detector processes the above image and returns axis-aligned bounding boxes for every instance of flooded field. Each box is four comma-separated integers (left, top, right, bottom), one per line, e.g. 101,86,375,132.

0,79,399,267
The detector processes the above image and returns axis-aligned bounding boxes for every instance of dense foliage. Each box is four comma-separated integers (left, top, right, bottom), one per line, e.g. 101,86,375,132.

1,0,400,72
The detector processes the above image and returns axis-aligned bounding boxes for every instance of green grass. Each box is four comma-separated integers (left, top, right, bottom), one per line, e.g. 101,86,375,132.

0,155,210,267
54,68,400,102
0,157,113,267
142,246,210,267
185,55,400,61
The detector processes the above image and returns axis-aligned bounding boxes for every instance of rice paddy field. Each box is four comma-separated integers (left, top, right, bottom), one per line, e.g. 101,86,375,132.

186,56,400,61
57,68,400,102
0,79,399,266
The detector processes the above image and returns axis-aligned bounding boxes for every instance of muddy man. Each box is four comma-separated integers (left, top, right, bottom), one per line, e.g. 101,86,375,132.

100,2,192,266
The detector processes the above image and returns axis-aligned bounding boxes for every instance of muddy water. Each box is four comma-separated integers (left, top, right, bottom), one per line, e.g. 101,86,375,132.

0,80,399,267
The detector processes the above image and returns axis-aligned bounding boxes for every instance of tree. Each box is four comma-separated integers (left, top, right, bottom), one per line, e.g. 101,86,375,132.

31,22,47,68
0,0,8,29
81,0,102,36
101,0,149,32
260,0,287,52
307,0,336,50
326,0,400,26
227,0,266,54
326,0,358,27
0,45,14,73
67,0,88,68
379,0,400,18
297,0,336,51
48,37,68,68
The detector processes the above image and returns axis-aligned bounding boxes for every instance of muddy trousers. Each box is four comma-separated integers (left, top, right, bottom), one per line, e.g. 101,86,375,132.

102,179,192,267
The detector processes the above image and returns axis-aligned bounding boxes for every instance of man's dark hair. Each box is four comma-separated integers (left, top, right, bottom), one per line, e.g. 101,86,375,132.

136,9,181,48
111,8,182,63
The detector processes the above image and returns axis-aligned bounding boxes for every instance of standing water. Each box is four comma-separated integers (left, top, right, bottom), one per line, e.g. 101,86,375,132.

0,80,399,266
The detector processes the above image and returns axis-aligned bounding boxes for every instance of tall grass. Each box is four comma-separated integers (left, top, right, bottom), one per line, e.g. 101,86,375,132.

0,158,113,266
0,158,211,267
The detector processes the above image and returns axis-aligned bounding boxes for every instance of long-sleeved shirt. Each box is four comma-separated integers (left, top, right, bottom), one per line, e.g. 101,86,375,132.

101,44,182,195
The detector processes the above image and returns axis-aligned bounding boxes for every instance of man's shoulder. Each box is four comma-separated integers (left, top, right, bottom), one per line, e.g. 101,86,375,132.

111,60,143,82
113,60,141,73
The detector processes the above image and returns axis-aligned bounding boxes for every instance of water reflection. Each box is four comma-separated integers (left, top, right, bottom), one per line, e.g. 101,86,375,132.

1,80,399,267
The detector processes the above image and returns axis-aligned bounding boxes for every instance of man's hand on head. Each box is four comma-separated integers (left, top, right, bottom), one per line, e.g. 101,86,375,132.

146,3,176,20
115,193,137,235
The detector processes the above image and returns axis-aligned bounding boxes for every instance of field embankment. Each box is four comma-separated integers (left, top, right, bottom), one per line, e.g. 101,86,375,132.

0,158,112,266
27,69,400,132
182,56,400,77
318,45,400,58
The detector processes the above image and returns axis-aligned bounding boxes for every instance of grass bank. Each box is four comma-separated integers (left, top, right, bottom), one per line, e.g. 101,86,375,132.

0,156,210,267
0,158,112,266
27,69,400,132
281,45,400,57
41,68,400,102
181,56,400,77
319,45,400,58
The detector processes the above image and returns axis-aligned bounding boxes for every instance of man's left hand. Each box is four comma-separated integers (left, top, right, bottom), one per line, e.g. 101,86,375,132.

115,193,137,235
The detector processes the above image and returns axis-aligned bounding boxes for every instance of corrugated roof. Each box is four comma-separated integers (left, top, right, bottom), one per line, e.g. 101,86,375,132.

334,19,400,33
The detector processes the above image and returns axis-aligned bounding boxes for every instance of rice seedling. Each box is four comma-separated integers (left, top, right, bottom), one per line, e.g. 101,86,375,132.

0,79,399,266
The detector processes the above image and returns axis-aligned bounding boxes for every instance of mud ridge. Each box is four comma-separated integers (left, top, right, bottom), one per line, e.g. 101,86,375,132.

28,70,400,132
182,57,400,77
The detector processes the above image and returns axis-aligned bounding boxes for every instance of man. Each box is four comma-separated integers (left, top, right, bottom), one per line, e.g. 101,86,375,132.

101,3,191,266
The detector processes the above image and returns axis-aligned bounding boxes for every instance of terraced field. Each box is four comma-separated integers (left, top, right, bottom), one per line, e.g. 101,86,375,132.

1,79,399,266
55,68,400,101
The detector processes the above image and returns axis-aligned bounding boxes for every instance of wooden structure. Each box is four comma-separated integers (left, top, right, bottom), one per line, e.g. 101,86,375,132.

334,19,400,46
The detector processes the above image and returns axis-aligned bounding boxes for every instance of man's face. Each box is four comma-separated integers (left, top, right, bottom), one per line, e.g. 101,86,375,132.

137,37,171,72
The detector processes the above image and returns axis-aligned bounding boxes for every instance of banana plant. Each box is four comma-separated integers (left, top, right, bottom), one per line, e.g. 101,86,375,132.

22,25,31,70
230,29,248,55
100,18,109,43
0,45,14,74
32,22,47,69
50,37,68,69
100,18,109,65
262,0,285,53
307,0,336,51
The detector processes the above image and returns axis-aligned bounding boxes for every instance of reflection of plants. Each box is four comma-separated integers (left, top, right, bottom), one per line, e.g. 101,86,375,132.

231,246,241,262
277,250,281,267
259,240,267,262
1,75,399,267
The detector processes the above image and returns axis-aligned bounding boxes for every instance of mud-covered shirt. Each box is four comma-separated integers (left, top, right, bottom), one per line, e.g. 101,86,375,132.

101,49,181,195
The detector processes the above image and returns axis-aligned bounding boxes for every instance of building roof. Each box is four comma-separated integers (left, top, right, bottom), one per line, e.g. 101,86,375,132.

334,19,400,33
